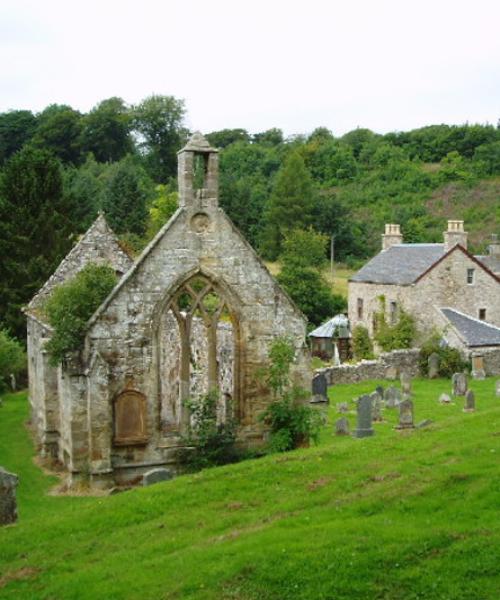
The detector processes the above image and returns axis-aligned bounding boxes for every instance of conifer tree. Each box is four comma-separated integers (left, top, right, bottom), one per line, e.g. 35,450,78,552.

0,147,75,339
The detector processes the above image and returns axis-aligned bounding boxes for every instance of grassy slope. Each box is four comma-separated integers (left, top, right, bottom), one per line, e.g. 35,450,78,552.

265,262,353,299
1,380,500,600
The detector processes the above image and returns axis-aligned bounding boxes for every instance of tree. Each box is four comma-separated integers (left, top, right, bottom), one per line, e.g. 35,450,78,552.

132,95,187,182
280,228,327,270
259,152,316,259
80,97,133,163
0,147,75,338
32,104,83,164
146,185,178,239
352,325,374,360
206,128,250,148
252,128,284,146
0,329,26,391
0,110,38,165
101,156,149,236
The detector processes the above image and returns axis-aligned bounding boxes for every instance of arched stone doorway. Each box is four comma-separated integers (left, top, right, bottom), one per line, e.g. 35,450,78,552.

156,274,240,435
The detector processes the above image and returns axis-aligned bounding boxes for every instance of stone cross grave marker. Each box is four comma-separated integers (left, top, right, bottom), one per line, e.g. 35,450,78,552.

400,372,412,395
311,373,328,404
452,373,468,397
354,395,374,438
463,390,476,413
335,417,350,436
428,353,440,379
0,467,18,526
143,467,173,487
370,391,383,422
396,398,415,430
384,386,401,408
471,356,486,380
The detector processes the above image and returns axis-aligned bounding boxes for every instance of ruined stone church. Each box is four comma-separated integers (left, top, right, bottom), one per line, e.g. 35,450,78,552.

26,133,309,489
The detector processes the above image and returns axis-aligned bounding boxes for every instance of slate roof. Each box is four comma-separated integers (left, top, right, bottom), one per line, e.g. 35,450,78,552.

476,254,500,276
441,308,500,347
350,244,445,285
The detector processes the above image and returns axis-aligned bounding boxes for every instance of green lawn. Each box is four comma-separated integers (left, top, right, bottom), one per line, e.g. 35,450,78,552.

1,378,500,599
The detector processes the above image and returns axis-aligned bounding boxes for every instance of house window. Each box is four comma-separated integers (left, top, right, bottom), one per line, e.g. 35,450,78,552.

467,268,475,284
357,298,363,319
479,308,486,321
389,301,398,325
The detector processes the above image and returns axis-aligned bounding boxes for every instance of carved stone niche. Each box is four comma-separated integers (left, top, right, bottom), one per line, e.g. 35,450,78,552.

113,390,148,446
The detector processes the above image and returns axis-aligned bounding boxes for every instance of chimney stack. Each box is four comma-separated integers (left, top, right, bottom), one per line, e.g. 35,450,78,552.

488,233,500,256
382,224,403,251
443,220,467,252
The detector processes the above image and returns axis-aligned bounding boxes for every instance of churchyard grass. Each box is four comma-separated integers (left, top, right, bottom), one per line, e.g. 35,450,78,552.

1,378,500,599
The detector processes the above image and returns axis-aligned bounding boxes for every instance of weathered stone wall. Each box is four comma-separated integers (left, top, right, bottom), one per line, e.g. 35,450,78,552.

317,349,421,385
348,247,500,344
474,348,500,376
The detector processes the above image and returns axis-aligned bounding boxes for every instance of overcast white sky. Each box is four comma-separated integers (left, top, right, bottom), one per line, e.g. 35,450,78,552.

1,0,499,136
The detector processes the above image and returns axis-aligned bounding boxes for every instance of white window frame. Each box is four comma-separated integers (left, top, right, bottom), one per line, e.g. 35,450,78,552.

466,268,475,285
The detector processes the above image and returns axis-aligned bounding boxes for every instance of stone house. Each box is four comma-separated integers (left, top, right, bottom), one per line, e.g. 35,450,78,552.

348,221,500,353
25,133,310,489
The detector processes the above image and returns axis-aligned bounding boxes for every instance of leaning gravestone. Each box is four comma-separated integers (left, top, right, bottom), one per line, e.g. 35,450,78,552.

496,380,500,398
428,353,440,379
311,373,328,404
354,395,374,438
370,391,383,422
396,399,415,430
439,393,451,404
384,386,401,408
400,372,412,395
335,417,350,436
463,390,476,413
452,372,468,397
142,467,173,487
0,467,18,525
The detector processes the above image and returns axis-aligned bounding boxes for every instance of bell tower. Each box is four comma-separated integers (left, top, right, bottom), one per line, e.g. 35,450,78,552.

177,132,219,210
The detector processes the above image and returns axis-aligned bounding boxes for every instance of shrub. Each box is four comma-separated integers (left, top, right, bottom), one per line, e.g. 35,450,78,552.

44,264,117,365
419,334,469,378
374,309,416,351
180,389,238,471
0,329,26,391
259,337,324,452
352,325,374,360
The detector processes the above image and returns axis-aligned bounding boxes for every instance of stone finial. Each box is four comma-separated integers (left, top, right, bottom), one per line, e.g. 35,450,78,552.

177,132,219,210
382,224,403,251
444,219,467,251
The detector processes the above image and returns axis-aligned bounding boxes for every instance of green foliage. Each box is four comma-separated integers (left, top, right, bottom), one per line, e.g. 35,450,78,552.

179,390,238,471
260,337,324,452
419,334,469,378
0,329,26,391
259,152,316,259
32,104,83,164
206,128,250,148
44,264,117,365
374,302,416,351
101,156,149,235
280,228,327,270
0,109,38,165
146,185,179,239
352,325,374,360
0,146,75,339
132,94,187,182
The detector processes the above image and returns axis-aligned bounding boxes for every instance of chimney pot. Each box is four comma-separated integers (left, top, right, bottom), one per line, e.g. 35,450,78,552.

444,219,467,251
382,223,403,251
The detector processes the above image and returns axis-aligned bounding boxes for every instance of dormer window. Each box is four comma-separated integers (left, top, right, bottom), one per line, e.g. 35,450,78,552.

466,268,475,285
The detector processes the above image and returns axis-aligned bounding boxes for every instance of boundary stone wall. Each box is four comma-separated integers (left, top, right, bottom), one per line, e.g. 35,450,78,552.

316,349,421,385
475,348,500,376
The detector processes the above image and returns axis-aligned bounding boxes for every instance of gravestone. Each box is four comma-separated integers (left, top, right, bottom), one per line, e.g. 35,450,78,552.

375,385,384,398
463,390,476,413
428,353,440,379
9,373,16,391
370,391,383,422
385,366,399,380
417,419,433,429
471,356,486,380
496,380,500,398
312,373,328,404
0,467,18,525
384,386,401,408
396,399,414,430
400,372,412,395
353,395,374,438
336,402,349,414
452,373,468,396
335,417,350,436
142,467,173,487
439,393,451,404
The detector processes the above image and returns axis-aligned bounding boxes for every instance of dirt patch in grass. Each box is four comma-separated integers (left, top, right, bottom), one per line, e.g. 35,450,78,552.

0,567,41,589
307,477,333,491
